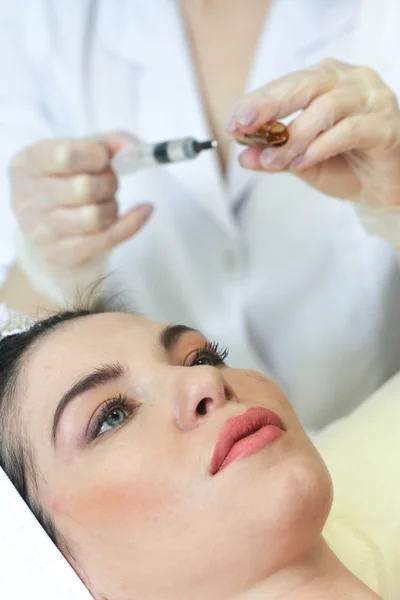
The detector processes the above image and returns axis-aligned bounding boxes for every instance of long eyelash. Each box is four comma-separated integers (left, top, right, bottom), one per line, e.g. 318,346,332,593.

87,393,137,441
191,341,229,365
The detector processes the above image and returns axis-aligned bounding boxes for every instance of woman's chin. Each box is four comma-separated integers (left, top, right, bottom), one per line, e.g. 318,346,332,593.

219,445,333,569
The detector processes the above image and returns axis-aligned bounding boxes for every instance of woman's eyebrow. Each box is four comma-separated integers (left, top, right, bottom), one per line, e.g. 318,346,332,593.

51,362,127,446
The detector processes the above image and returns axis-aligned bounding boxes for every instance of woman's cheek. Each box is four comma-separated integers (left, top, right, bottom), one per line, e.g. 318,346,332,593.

48,461,173,541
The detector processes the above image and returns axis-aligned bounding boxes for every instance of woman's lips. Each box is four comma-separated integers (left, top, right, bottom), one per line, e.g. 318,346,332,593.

210,407,285,475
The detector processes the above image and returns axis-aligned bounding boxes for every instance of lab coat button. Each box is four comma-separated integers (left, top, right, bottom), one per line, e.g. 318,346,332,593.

223,249,239,271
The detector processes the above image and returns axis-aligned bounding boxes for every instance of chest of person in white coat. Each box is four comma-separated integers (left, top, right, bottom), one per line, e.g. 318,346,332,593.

1,0,400,429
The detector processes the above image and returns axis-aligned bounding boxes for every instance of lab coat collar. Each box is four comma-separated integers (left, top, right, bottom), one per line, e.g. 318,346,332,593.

97,1,160,68
98,0,238,238
281,0,359,64
354,0,400,72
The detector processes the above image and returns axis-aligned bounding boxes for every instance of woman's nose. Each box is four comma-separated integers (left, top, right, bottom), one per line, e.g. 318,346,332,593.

172,366,236,430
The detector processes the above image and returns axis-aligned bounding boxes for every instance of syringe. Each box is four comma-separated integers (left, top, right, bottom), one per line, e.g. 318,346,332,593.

112,136,218,176
111,122,289,176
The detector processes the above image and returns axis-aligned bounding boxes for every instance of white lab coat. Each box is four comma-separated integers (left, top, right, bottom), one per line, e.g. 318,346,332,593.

0,0,400,430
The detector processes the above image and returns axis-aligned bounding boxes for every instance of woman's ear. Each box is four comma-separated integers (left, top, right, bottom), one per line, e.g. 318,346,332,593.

54,531,109,599
70,562,104,599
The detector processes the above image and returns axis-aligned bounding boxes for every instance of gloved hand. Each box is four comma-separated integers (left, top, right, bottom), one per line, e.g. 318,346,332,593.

229,59,400,246
9,132,153,304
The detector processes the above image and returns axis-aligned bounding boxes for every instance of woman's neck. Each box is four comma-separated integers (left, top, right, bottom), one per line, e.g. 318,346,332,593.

234,540,381,600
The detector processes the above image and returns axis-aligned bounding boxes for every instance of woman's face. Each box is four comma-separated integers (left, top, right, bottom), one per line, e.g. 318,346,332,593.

21,313,332,600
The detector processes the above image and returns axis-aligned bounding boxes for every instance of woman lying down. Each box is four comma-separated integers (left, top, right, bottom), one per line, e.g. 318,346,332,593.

0,304,383,600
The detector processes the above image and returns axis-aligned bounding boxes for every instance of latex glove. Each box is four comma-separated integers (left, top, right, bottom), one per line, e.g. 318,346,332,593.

229,59,400,238
9,132,153,304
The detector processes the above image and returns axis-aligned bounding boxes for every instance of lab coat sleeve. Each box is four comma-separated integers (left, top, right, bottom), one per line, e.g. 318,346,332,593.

0,1,56,286
355,204,400,263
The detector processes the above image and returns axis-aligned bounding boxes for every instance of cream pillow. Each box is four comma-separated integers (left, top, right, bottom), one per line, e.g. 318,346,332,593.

317,372,400,600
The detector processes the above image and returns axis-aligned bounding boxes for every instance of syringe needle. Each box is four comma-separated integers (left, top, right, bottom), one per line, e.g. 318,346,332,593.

194,139,219,152
193,138,232,153
211,138,234,146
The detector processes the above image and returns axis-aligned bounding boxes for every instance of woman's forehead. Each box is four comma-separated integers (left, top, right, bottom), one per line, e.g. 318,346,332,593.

24,313,162,389
44,312,161,349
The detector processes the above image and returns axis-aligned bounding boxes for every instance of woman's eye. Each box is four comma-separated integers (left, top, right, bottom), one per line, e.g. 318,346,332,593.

188,342,229,368
87,394,139,442
98,408,128,435
192,356,218,367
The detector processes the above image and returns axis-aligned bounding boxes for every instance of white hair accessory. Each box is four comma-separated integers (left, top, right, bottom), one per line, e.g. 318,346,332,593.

0,303,35,339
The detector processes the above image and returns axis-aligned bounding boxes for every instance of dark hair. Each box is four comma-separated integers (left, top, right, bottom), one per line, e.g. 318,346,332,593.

0,306,104,555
